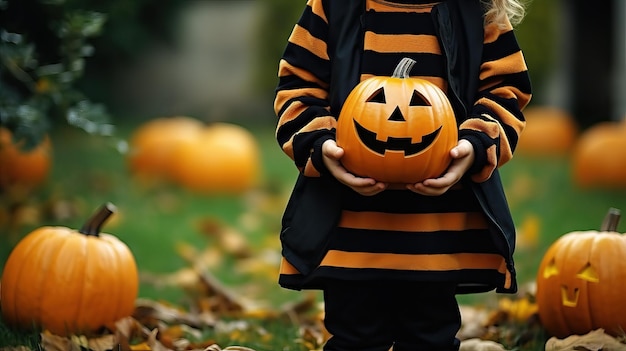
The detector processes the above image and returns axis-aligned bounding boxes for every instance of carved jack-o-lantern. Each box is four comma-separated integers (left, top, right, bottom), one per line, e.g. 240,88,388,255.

336,57,457,183
536,208,626,338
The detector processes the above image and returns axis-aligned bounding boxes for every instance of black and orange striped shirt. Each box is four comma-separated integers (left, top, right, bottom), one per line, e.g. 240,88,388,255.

275,0,531,293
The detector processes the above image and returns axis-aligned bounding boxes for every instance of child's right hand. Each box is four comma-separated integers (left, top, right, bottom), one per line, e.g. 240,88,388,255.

322,139,387,196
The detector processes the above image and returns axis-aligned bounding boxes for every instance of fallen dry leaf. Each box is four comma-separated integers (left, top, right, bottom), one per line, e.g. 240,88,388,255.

196,217,252,258
193,270,246,315
115,316,152,347
515,214,541,251
460,338,510,351
202,345,258,351
158,324,194,350
298,324,326,351
145,328,171,351
40,331,80,351
129,342,152,350
457,305,491,340
133,298,216,329
85,334,117,351
235,249,282,281
173,243,223,271
545,329,626,351
146,238,249,316
488,296,538,324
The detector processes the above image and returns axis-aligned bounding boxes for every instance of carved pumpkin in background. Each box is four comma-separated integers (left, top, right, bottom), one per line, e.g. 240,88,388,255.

0,203,138,336
535,208,626,338
336,57,457,184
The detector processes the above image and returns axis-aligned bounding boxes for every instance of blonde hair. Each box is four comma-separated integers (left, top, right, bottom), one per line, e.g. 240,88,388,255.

483,0,529,27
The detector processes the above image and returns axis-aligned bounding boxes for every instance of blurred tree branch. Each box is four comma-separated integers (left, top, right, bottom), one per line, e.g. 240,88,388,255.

0,0,112,150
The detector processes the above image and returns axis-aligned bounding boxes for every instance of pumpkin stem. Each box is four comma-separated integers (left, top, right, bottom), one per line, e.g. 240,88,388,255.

600,207,621,232
392,57,417,79
79,202,117,236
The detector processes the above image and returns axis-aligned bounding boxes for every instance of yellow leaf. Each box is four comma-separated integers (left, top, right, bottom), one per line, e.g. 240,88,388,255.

497,296,538,322
516,214,540,250
130,342,152,350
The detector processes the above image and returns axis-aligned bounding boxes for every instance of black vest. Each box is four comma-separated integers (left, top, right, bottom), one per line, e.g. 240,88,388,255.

324,0,518,293
282,0,518,293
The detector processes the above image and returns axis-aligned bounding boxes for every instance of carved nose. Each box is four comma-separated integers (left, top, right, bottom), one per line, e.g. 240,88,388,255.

388,106,405,121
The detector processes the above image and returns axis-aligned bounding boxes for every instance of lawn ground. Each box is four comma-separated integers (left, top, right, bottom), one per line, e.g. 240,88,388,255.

1,120,626,349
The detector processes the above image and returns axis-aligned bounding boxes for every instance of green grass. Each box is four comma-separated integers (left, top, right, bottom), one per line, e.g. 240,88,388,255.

2,121,626,349
499,154,626,285
1,123,301,304
0,315,40,350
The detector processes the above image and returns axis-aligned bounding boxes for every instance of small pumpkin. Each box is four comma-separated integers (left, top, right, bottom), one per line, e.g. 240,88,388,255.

336,57,457,183
571,118,626,188
127,116,204,181
0,127,51,192
0,203,138,336
536,208,626,338
516,106,578,156
170,122,261,194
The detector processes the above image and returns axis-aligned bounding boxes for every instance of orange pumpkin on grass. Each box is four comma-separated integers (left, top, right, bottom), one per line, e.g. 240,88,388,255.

170,122,261,194
336,57,457,184
128,118,261,194
0,127,51,192
536,208,626,337
571,119,626,188
516,106,578,156
127,116,204,180
0,203,138,336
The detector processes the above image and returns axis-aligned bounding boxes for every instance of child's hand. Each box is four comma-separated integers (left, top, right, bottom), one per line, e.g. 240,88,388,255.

406,139,475,196
322,139,388,196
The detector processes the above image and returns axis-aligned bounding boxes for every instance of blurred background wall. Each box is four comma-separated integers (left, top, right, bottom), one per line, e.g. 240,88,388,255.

112,1,263,122
97,0,626,128
2,0,625,130
560,1,626,129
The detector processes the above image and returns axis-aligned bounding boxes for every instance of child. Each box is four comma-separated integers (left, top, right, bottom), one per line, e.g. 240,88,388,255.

274,0,531,350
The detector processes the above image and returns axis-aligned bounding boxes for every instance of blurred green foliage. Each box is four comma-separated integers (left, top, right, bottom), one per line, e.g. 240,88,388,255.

515,0,560,103
0,0,191,149
253,0,302,97
66,0,191,114
0,0,112,149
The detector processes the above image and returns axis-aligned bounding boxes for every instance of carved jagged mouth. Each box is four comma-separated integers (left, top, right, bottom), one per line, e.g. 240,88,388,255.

561,286,579,307
354,119,442,156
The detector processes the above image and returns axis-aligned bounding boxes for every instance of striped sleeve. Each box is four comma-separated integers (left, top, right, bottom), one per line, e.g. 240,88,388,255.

459,20,532,183
274,0,336,177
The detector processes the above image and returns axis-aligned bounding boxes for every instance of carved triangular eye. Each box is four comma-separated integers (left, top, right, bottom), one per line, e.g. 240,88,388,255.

577,263,599,283
410,90,431,106
367,88,386,104
543,258,559,278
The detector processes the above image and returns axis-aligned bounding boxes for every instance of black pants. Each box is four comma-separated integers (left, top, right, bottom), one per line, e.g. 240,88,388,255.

322,280,461,351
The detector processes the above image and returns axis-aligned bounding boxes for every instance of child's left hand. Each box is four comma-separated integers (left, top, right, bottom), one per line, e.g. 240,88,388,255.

406,139,475,196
